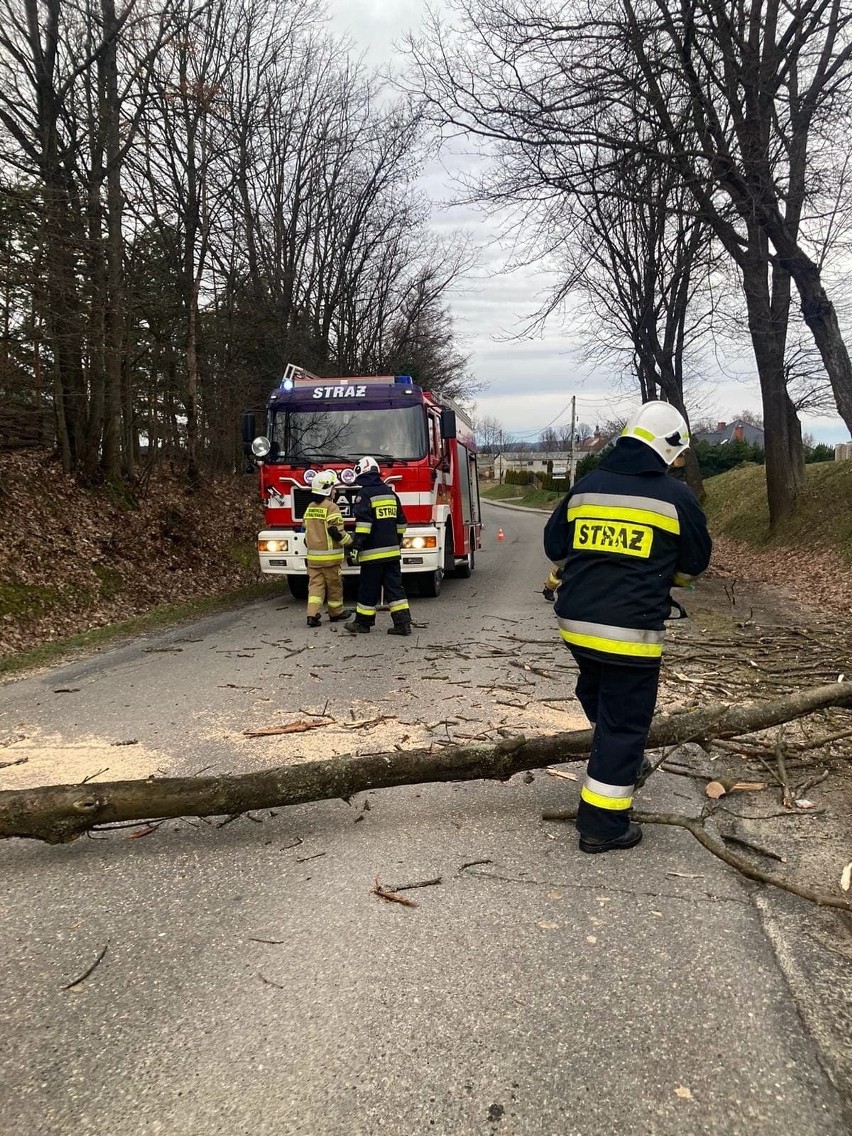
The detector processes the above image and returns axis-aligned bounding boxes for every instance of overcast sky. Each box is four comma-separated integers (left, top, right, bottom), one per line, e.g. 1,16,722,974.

326,0,849,446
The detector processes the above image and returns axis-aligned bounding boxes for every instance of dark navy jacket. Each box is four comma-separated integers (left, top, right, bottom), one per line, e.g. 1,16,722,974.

352,471,408,563
543,439,712,664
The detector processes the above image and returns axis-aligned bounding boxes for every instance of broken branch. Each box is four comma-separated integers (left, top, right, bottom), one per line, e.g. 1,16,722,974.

541,808,849,910
2,684,851,845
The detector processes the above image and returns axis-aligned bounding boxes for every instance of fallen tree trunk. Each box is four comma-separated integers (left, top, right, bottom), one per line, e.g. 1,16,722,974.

2,682,851,845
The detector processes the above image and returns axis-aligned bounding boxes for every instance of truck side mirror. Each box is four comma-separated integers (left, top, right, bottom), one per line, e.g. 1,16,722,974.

241,412,256,454
440,409,457,440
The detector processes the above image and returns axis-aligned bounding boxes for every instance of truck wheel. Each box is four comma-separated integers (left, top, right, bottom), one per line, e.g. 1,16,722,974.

287,575,308,600
417,568,442,598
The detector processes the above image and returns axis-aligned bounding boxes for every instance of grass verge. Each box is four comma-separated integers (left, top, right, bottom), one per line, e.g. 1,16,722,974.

0,581,283,680
481,483,563,510
703,461,852,561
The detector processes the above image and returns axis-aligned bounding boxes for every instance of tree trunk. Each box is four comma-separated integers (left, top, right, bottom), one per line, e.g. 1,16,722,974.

2,682,850,845
793,261,852,435
100,0,124,483
185,278,201,486
740,248,805,527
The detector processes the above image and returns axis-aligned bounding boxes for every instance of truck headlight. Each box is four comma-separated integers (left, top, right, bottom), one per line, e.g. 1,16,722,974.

258,538,288,553
251,436,271,457
402,535,437,550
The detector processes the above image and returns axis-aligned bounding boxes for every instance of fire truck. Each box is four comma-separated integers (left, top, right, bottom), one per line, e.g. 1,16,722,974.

242,364,482,599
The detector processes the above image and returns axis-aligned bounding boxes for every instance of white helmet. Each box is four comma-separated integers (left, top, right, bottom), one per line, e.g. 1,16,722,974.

354,456,379,477
312,470,339,497
621,401,690,464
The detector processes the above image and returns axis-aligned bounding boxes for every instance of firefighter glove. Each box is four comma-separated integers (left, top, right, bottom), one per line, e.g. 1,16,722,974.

347,547,360,566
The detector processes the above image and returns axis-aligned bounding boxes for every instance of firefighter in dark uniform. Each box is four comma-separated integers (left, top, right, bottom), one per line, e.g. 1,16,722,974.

344,456,412,636
544,401,712,853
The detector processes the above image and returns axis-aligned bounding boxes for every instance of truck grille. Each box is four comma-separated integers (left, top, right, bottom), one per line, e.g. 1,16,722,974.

291,487,357,520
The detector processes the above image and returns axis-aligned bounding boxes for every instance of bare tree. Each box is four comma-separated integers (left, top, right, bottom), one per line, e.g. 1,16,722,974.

405,0,852,523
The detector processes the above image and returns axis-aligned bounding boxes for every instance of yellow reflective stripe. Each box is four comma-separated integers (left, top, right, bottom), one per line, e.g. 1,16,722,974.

327,599,344,609
567,503,680,535
356,604,376,616
359,549,402,562
307,595,323,604
560,628,663,658
581,786,633,810
355,523,372,534
388,599,409,611
622,425,655,443
306,553,344,563
371,495,397,507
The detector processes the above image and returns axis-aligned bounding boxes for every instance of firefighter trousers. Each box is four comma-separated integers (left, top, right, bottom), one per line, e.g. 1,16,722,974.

354,559,410,628
571,651,660,840
306,562,345,618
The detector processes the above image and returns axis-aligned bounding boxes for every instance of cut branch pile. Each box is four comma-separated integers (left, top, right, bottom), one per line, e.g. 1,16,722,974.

1,683,850,846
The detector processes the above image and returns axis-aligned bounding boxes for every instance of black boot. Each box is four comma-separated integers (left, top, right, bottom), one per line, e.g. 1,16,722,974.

578,822,643,854
344,620,370,634
635,758,653,790
387,623,412,636
306,614,322,628
329,608,353,622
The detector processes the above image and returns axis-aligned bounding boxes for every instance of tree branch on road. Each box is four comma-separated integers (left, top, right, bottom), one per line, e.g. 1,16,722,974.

1,683,851,847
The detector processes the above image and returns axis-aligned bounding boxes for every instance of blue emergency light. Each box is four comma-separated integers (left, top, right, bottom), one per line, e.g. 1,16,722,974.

394,374,414,385
279,377,294,391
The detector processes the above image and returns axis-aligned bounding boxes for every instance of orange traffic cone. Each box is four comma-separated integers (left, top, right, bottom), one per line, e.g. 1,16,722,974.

497,527,505,541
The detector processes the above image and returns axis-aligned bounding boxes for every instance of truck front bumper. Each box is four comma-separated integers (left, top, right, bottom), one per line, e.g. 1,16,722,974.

257,529,441,577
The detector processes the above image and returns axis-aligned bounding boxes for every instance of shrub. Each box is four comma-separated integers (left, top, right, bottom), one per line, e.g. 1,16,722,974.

805,443,835,464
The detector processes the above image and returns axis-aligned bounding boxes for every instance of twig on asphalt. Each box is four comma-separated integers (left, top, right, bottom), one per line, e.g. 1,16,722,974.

541,808,850,910
795,769,830,796
386,877,442,893
371,877,418,907
774,727,794,808
0,756,28,770
257,973,287,989
61,942,109,990
78,767,109,784
720,833,787,862
248,938,287,944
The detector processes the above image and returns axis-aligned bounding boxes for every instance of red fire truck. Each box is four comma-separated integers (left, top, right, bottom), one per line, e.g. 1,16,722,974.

242,364,482,599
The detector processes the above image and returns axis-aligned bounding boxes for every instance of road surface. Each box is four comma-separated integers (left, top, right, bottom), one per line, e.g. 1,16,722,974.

0,501,848,1135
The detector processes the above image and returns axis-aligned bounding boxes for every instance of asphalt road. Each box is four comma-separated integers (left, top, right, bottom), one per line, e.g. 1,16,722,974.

0,501,848,1135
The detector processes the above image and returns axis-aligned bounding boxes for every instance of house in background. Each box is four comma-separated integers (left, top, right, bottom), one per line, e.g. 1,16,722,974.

489,432,610,482
693,419,765,447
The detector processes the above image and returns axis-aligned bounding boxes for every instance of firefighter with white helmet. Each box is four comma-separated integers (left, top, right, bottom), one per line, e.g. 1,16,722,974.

543,400,712,853
303,470,353,627
345,456,411,636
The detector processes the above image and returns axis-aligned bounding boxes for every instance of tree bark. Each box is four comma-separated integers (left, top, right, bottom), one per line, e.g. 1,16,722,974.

2,683,850,845
740,242,805,527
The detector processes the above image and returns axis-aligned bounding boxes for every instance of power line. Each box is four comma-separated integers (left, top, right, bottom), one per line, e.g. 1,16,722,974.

509,396,577,438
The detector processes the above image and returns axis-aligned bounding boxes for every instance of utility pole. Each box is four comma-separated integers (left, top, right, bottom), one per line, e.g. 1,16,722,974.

568,395,576,484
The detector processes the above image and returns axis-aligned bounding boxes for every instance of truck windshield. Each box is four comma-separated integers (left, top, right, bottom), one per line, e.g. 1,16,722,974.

270,404,427,462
